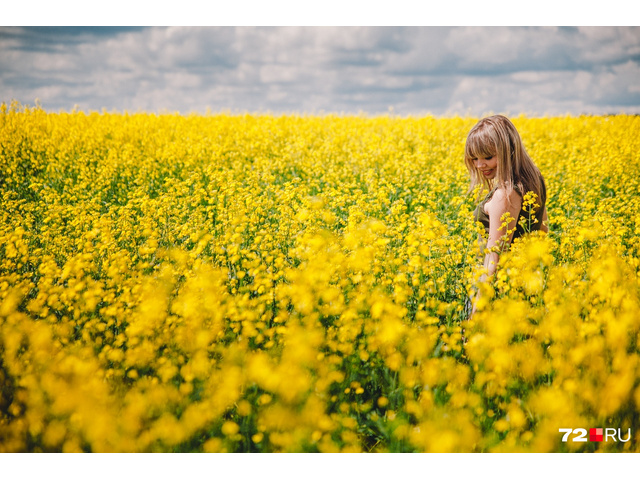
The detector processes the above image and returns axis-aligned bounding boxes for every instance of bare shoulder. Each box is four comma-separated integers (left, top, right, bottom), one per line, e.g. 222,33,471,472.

485,187,522,216
491,187,520,203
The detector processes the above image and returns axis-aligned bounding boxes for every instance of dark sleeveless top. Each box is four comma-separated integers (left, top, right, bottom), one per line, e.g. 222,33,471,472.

473,177,546,242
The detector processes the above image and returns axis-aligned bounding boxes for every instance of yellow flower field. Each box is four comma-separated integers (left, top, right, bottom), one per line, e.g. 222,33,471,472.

1,102,639,452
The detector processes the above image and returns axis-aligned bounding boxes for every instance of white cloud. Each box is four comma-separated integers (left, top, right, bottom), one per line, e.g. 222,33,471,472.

1,26,639,115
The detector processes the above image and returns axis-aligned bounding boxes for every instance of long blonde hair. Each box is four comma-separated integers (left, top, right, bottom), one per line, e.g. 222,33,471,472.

464,115,546,208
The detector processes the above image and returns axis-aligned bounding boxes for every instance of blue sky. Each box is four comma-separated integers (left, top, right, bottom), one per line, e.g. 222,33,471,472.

2,26,639,116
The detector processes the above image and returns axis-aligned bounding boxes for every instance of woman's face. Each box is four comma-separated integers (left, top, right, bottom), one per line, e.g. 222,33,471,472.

471,154,498,180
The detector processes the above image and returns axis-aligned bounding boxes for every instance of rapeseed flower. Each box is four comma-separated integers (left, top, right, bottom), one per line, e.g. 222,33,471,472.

1,104,639,452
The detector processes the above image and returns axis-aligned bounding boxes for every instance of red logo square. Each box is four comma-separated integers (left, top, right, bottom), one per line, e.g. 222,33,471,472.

590,428,603,441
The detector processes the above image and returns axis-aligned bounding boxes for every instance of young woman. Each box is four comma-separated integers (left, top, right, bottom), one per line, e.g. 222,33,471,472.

464,115,548,316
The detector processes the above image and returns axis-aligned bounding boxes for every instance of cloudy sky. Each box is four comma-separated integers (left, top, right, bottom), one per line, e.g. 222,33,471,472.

1,26,639,116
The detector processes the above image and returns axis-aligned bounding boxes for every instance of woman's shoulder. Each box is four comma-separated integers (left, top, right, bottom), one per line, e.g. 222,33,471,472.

490,186,521,202
485,186,522,215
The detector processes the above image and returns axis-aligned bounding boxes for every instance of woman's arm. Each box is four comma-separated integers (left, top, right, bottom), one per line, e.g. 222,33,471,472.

483,188,522,275
471,188,521,315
